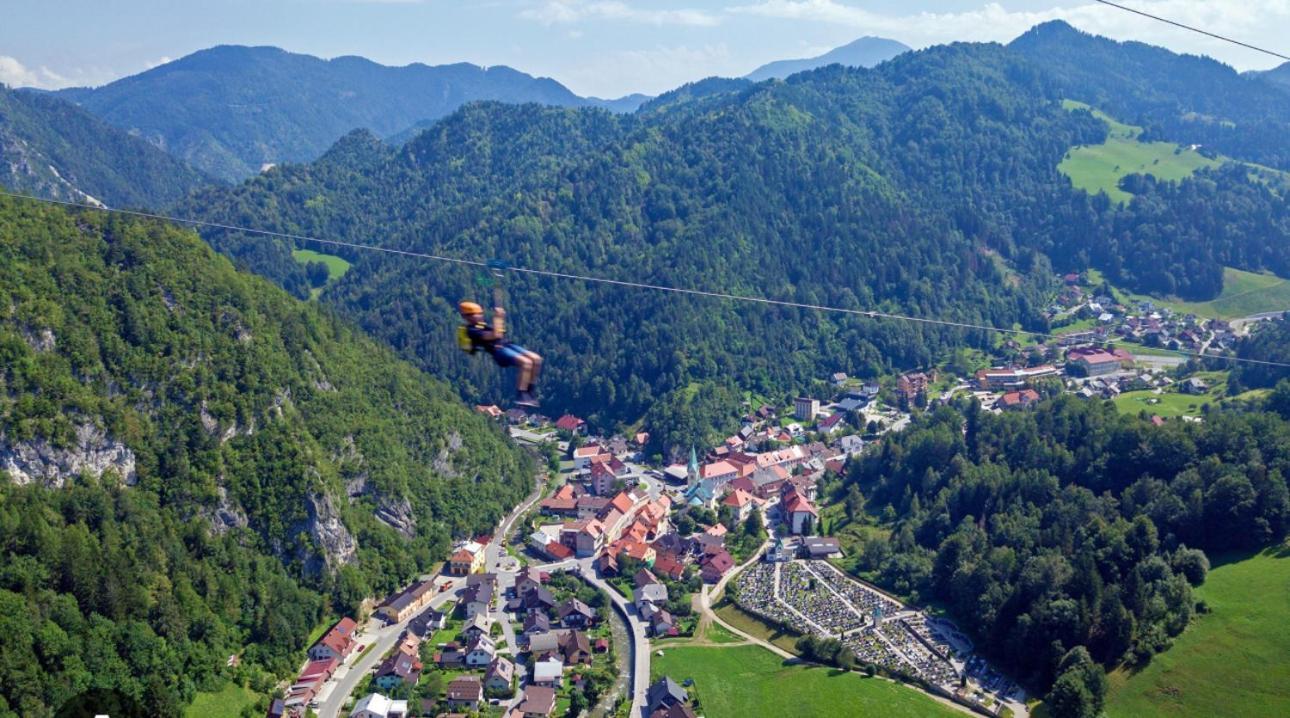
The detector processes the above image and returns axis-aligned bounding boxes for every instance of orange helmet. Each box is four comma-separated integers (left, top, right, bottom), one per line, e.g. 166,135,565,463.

458,300,483,316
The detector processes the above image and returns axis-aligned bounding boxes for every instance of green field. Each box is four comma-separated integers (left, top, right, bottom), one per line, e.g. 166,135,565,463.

292,249,352,298
1059,100,1221,205
705,621,744,644
1113,390,1209,418
1087,266,1290,321
1113,372,1227,418
713,602,803,655
185,682,261,718
1125,267,1290,320
652,644,962,718
1105,546,1290,718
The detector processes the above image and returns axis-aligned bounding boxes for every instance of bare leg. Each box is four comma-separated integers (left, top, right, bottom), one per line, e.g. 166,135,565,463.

526,351,544,385
515,356,534,392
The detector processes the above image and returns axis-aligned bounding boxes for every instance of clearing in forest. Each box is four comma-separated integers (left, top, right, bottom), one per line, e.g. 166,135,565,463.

1058,99,1221,204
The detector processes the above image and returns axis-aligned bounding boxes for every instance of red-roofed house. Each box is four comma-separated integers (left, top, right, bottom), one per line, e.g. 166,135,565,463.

720,488,762,521
572,444,603,470
540,484,580,516
700,461,738,484
1067,347,1122,376
475,404,503,419
728,475,757,495
447,548,483,576
590,462,620,497
998,389,1041,411
818,412,846,434
308,618,358,661
561,519,605,558
652,552,686,581
783,490,818,535
542,540,574,561
556,415,587,434
700,549,735,583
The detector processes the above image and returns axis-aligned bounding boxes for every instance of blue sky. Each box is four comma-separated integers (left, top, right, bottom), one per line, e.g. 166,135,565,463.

2,1,1286,97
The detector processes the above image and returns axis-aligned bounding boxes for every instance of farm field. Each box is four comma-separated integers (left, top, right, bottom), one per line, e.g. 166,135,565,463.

1133,268,1290,320
651,644,963,718
1089,267,1290,321
1105,546,1290,718
184,682,261,718
1059,100,1220,204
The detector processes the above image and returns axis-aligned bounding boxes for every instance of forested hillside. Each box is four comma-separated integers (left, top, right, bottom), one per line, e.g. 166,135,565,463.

175,29,1290,448
180,42,1102,448
0,195,532,717
1011,21,1290,170
0,86,211,207
844,394,1290,716
56,45,640,181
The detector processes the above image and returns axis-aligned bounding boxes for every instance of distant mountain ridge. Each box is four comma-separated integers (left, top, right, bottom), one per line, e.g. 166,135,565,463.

1010,21,1290,170
55,45,646,181
1250,61,1290,91
745,36,911,81
0,85,211,207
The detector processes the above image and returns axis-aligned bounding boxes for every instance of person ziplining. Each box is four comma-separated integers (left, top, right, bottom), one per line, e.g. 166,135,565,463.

457,296,544,408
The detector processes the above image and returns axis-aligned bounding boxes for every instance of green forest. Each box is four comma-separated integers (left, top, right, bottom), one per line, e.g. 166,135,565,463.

0,196,532,716
842,392,1290,717
175,27,1290,449
0,86,211,208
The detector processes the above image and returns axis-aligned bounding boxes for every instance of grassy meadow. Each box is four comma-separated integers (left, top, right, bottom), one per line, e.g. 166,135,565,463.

651,644,963,718
184,682,261,718
1105,546,1290,718
1059,100,1221,205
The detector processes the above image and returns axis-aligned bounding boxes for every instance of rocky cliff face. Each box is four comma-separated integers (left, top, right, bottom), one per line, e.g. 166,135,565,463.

375,496,417,538
304,490,357,573
0,423,137,487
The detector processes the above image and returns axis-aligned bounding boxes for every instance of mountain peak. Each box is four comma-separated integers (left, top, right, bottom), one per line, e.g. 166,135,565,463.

745,36,910,82
54,45,594,181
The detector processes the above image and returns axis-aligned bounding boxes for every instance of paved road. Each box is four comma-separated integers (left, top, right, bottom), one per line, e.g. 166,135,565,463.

317,584,458,718
318,472,545,718
1232,310,1288,335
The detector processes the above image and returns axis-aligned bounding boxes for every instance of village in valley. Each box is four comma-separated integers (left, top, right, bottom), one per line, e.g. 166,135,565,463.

263,269,1284,718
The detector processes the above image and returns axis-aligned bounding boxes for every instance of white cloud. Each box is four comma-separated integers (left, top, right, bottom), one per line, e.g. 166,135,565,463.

725,1,1290,70
0,55,74,89
521,1,722,27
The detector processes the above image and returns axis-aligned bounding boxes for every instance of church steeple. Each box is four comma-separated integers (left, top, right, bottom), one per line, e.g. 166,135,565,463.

687,446,699,485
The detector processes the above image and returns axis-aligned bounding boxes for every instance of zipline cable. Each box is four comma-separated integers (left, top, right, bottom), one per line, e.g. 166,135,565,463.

3,189,1290,370
1093,0,1290,61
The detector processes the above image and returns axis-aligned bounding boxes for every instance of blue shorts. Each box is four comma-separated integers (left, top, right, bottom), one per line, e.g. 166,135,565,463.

491,343,529,368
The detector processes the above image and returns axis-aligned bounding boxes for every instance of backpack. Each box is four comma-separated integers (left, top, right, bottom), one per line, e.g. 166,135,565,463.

456,325,476,354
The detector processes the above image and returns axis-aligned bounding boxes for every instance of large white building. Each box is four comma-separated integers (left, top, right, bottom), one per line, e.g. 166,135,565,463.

350,693,408,718
794,397,820,421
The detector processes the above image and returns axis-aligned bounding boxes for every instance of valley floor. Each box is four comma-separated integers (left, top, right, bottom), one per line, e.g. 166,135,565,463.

651,643,964,718
1105,545,1290,717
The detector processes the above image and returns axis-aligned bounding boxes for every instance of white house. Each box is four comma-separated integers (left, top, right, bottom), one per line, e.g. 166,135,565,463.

783,490,819,535
465,635,497,667
532,658,565,687
350,693,407,718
